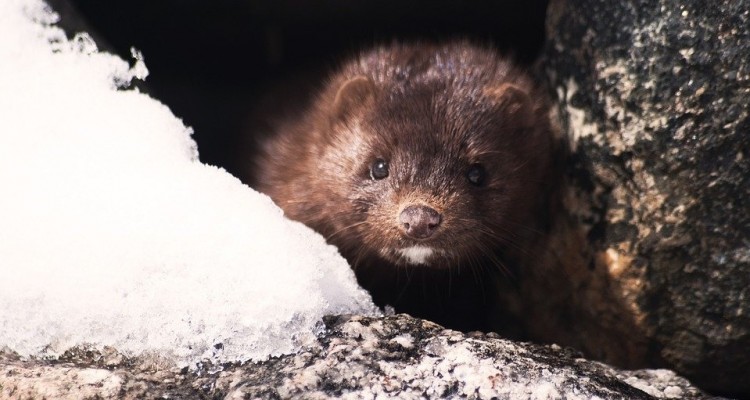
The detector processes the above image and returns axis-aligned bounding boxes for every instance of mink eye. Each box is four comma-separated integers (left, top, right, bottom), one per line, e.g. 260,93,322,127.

466,163,486,186
370,158,389,180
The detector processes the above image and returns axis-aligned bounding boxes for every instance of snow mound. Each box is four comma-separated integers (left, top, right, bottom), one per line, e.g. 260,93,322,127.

0,0,377,365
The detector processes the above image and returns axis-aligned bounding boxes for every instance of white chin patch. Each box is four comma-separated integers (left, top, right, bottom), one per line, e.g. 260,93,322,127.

396,246,437,265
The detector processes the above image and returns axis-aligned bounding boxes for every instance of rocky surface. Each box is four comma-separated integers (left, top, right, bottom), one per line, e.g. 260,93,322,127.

537,0,750,396
0,314,716,399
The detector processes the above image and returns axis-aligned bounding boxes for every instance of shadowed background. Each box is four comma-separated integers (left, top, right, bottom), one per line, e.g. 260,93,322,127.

59,0,549,177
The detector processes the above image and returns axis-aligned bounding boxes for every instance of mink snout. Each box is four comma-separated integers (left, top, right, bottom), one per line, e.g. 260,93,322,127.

399,205,442,239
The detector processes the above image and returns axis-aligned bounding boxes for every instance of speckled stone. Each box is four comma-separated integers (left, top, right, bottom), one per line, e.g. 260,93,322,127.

0,315,717,399
540,0,750,396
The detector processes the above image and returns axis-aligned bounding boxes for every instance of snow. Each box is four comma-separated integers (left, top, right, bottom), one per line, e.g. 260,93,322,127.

0,0,377,366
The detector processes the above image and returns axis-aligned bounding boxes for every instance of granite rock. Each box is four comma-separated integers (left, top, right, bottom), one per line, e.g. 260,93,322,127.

0,314,716,399
538,0,750,396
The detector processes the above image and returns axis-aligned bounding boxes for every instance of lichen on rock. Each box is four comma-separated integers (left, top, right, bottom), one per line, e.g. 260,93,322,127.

539,0,750,396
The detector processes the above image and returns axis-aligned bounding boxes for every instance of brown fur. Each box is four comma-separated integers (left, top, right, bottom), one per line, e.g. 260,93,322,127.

251,42,557,331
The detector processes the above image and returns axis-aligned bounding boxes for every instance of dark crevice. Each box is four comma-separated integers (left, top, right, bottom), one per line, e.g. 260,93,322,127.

62,0,549,177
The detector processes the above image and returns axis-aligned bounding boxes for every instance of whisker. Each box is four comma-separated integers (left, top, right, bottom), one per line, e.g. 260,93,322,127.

325,220,369,241
475,226,528,257
349,245,370,273
395,263,415,304
475,241,514,279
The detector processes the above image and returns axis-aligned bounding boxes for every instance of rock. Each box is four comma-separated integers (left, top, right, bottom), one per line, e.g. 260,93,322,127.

0,314,715,399
538,0,750,396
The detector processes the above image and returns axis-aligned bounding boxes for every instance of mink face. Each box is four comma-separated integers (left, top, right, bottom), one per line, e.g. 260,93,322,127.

252,42,555,330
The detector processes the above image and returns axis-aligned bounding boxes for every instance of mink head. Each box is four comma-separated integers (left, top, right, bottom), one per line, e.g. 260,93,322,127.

261,43,553,271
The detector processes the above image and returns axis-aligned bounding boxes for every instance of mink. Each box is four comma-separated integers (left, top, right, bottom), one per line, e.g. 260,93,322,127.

250,41,557,332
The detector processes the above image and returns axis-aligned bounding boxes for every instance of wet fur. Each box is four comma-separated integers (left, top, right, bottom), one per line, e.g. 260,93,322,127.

252,42,556,331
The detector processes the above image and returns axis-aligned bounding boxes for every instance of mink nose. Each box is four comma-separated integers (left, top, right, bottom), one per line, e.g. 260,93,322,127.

399,205,442,239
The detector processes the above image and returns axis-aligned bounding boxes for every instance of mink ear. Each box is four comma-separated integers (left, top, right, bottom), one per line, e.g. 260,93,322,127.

485,83,534,124
331,76,375,122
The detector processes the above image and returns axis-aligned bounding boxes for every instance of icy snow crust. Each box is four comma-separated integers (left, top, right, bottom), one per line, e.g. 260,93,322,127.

0,0,377,365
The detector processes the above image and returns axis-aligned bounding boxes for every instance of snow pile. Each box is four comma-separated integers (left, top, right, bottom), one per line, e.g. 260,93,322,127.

0,0,377,365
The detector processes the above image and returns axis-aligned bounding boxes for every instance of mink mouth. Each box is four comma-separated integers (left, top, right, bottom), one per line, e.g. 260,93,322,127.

380,245,449,266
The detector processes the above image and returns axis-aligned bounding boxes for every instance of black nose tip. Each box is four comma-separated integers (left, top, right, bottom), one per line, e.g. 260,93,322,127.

399,205,442,239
